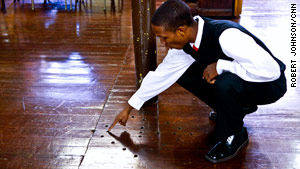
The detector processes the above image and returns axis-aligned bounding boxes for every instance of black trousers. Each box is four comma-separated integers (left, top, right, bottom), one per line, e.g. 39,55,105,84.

176,61,287,140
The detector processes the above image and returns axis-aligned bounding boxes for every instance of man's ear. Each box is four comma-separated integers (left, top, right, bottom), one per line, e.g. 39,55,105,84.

176,26,187,37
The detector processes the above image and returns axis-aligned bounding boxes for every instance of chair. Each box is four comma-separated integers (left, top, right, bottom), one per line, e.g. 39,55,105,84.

1,0,5,11
28,0,68,11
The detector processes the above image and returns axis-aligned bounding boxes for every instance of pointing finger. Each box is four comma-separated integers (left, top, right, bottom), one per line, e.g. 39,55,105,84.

108,119,118,131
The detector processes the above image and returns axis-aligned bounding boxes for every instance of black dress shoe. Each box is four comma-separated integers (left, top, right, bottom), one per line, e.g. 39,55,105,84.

209,111,217,121
209,105,258,121
205,127,249,163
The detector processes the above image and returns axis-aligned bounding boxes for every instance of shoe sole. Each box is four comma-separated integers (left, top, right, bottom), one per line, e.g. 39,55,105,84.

205,139,249,163
209,111,217,121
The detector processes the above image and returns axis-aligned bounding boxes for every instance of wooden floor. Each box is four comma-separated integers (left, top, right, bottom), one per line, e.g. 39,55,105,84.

0,0,300,168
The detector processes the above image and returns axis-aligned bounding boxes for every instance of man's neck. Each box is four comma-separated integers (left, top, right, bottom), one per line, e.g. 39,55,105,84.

189,21,199,43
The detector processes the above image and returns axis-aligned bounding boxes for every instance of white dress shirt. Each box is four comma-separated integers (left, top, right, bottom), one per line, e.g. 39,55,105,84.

128,16,281,110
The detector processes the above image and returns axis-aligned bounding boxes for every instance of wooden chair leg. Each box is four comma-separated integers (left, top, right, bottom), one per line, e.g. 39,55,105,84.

1,0,6,11
31,0,34,10
104,0,106,10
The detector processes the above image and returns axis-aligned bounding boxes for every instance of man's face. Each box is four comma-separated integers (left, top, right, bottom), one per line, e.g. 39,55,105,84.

151,24,188,49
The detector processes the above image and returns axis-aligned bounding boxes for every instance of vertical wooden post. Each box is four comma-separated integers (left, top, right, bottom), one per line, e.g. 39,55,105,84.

234,0,243,16
131,0,157,102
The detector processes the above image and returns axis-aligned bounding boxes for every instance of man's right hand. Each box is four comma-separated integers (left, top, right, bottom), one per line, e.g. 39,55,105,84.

108,104,133,131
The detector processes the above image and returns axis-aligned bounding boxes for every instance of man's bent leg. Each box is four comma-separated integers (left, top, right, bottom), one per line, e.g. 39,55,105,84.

213,72,249,140
206,72,286,163
176,61,217,110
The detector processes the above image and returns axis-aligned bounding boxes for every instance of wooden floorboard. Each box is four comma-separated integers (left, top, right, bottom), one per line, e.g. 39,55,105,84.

0,0,300,168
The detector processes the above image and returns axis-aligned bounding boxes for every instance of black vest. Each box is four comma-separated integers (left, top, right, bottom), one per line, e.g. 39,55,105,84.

183,17,286,73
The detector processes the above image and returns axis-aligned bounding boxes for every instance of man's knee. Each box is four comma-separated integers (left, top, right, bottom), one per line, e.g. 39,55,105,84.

214,72,242,94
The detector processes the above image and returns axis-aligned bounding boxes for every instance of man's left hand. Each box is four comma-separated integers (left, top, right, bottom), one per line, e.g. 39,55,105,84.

203,62,218,84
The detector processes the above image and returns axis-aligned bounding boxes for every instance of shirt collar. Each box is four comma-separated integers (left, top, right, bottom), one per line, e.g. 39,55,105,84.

189,15,204,51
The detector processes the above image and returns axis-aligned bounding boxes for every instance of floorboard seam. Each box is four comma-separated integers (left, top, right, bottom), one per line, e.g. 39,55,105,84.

77,44,131,168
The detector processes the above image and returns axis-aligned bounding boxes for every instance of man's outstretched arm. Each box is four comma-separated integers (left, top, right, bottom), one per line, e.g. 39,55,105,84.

109,49,194,131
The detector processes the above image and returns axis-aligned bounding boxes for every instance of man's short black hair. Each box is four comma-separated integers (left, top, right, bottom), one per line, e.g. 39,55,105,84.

151,0,194,32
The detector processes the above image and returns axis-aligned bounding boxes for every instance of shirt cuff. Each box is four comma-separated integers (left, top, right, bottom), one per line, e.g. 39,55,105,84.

216,59,232,75
128,94,145,110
